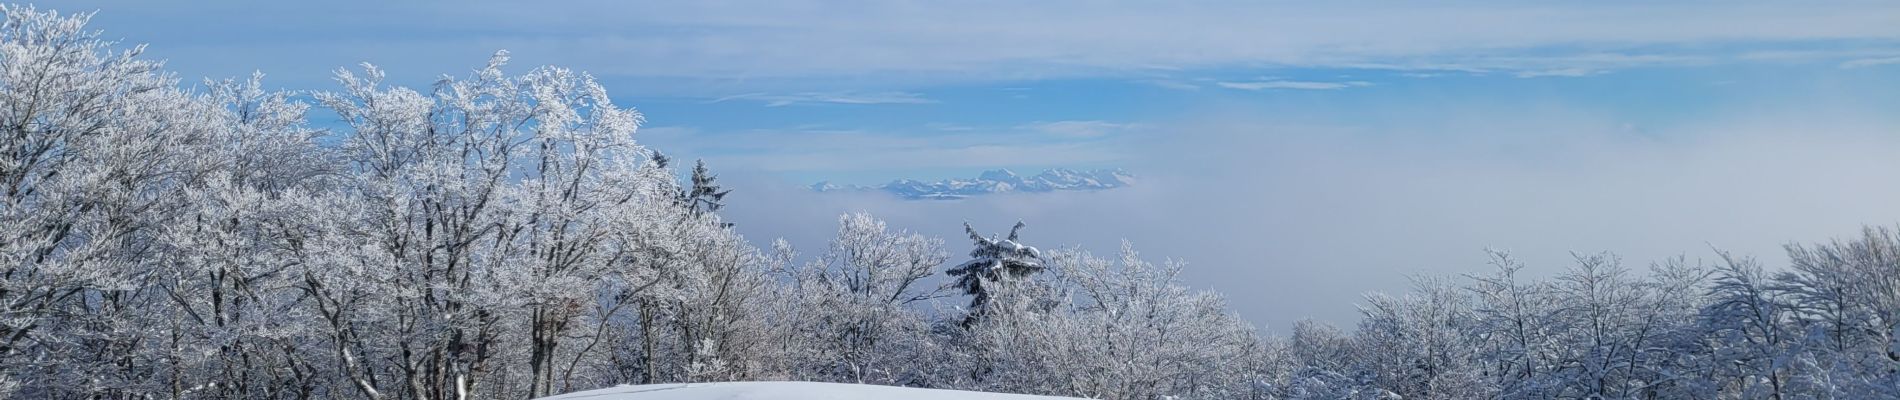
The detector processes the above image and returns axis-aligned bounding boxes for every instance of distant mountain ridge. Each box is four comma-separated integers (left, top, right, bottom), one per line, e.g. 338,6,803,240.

812,168,1134,200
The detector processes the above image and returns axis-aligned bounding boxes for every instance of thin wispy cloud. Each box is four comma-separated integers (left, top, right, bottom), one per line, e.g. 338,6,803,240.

1514,68,1606,78
1346,53,1700,78
1142,80,1202,91
1019,120,1145,138
924,122,977,132
708,91,936,107
1215,80,1372,90
1841,56,1900,68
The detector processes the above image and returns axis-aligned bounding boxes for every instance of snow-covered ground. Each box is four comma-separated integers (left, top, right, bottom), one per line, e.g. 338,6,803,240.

538,382,1084,400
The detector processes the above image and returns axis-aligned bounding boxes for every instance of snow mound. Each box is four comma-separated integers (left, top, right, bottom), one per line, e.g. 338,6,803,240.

539,381,1084,400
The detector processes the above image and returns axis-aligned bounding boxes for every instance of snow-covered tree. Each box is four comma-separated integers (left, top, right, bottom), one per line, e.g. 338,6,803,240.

1463,250,1562,397
618,203,773,386
1353,277,1495,400
299,47,697,398
770,213,949,385
681,159,732,221
1700,251,1795,399
947,221,1044,327
1545,252,1654,397
1777,227,1900,396
950,243,1263,400
0,6,302,397
1048,244,1264,399
1275,320,1393,400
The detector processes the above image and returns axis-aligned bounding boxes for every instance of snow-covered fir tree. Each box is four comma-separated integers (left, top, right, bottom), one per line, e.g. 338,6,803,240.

946,221,1045,327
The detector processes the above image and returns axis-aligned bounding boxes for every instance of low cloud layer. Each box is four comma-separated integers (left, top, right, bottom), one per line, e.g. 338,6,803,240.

639,124,1132,180
712,106,1900,333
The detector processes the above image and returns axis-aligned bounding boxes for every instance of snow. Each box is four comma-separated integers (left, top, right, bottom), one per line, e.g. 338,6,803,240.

538,382,1084,400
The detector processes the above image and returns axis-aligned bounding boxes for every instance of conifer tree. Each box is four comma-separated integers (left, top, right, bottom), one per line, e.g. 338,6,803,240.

946,221,1043,327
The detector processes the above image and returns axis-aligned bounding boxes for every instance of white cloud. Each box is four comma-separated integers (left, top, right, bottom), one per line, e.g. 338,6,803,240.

924,122,977,132
1143,80,1203,90
1841,56,1900,68
1215,80,1372,90
1019,120,1145,138
1514,67,1606,78
709,91,935,107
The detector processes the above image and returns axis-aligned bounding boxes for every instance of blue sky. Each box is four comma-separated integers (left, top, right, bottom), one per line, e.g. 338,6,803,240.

56,0,1900,182
50,0,1900,329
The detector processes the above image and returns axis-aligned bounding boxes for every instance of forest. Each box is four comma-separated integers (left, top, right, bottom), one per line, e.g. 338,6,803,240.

0,5,1896,399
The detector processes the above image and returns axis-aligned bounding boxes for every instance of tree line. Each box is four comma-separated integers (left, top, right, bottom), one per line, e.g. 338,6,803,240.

0,5,1895,399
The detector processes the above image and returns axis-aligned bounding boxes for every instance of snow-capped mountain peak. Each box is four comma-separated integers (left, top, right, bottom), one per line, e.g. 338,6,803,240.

812,168,1133,200
977,168,1021,182
809,181,843,192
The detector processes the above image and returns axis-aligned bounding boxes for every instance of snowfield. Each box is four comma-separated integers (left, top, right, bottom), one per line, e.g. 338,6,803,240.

539,382,1086,400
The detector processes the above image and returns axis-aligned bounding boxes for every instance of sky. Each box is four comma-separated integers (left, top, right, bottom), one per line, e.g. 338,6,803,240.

48,0,1900,331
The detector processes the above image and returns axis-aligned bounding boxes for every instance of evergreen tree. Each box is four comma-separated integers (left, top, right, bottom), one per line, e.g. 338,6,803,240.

946,221,1044,327
651,150,673,169
680,159,733,226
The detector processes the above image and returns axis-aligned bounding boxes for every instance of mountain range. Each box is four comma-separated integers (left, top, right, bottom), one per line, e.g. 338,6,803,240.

812,168,1134,200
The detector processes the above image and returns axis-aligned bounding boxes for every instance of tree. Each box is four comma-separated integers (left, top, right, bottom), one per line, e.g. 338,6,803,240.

1778,227,1900,396
1464,250,1560,397
1051,243,1264,399
1546,252,1649,397
305,49,668,399
948,243,1264,400
0,5,299,397
680,159,732,222
1700,251,1793,399
771,213,949,385
1277,320,1391,400
621,200,772,386
1353,277,1495,400
945,221,1043,327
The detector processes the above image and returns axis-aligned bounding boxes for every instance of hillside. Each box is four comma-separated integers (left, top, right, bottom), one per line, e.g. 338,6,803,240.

539,382,1085,400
